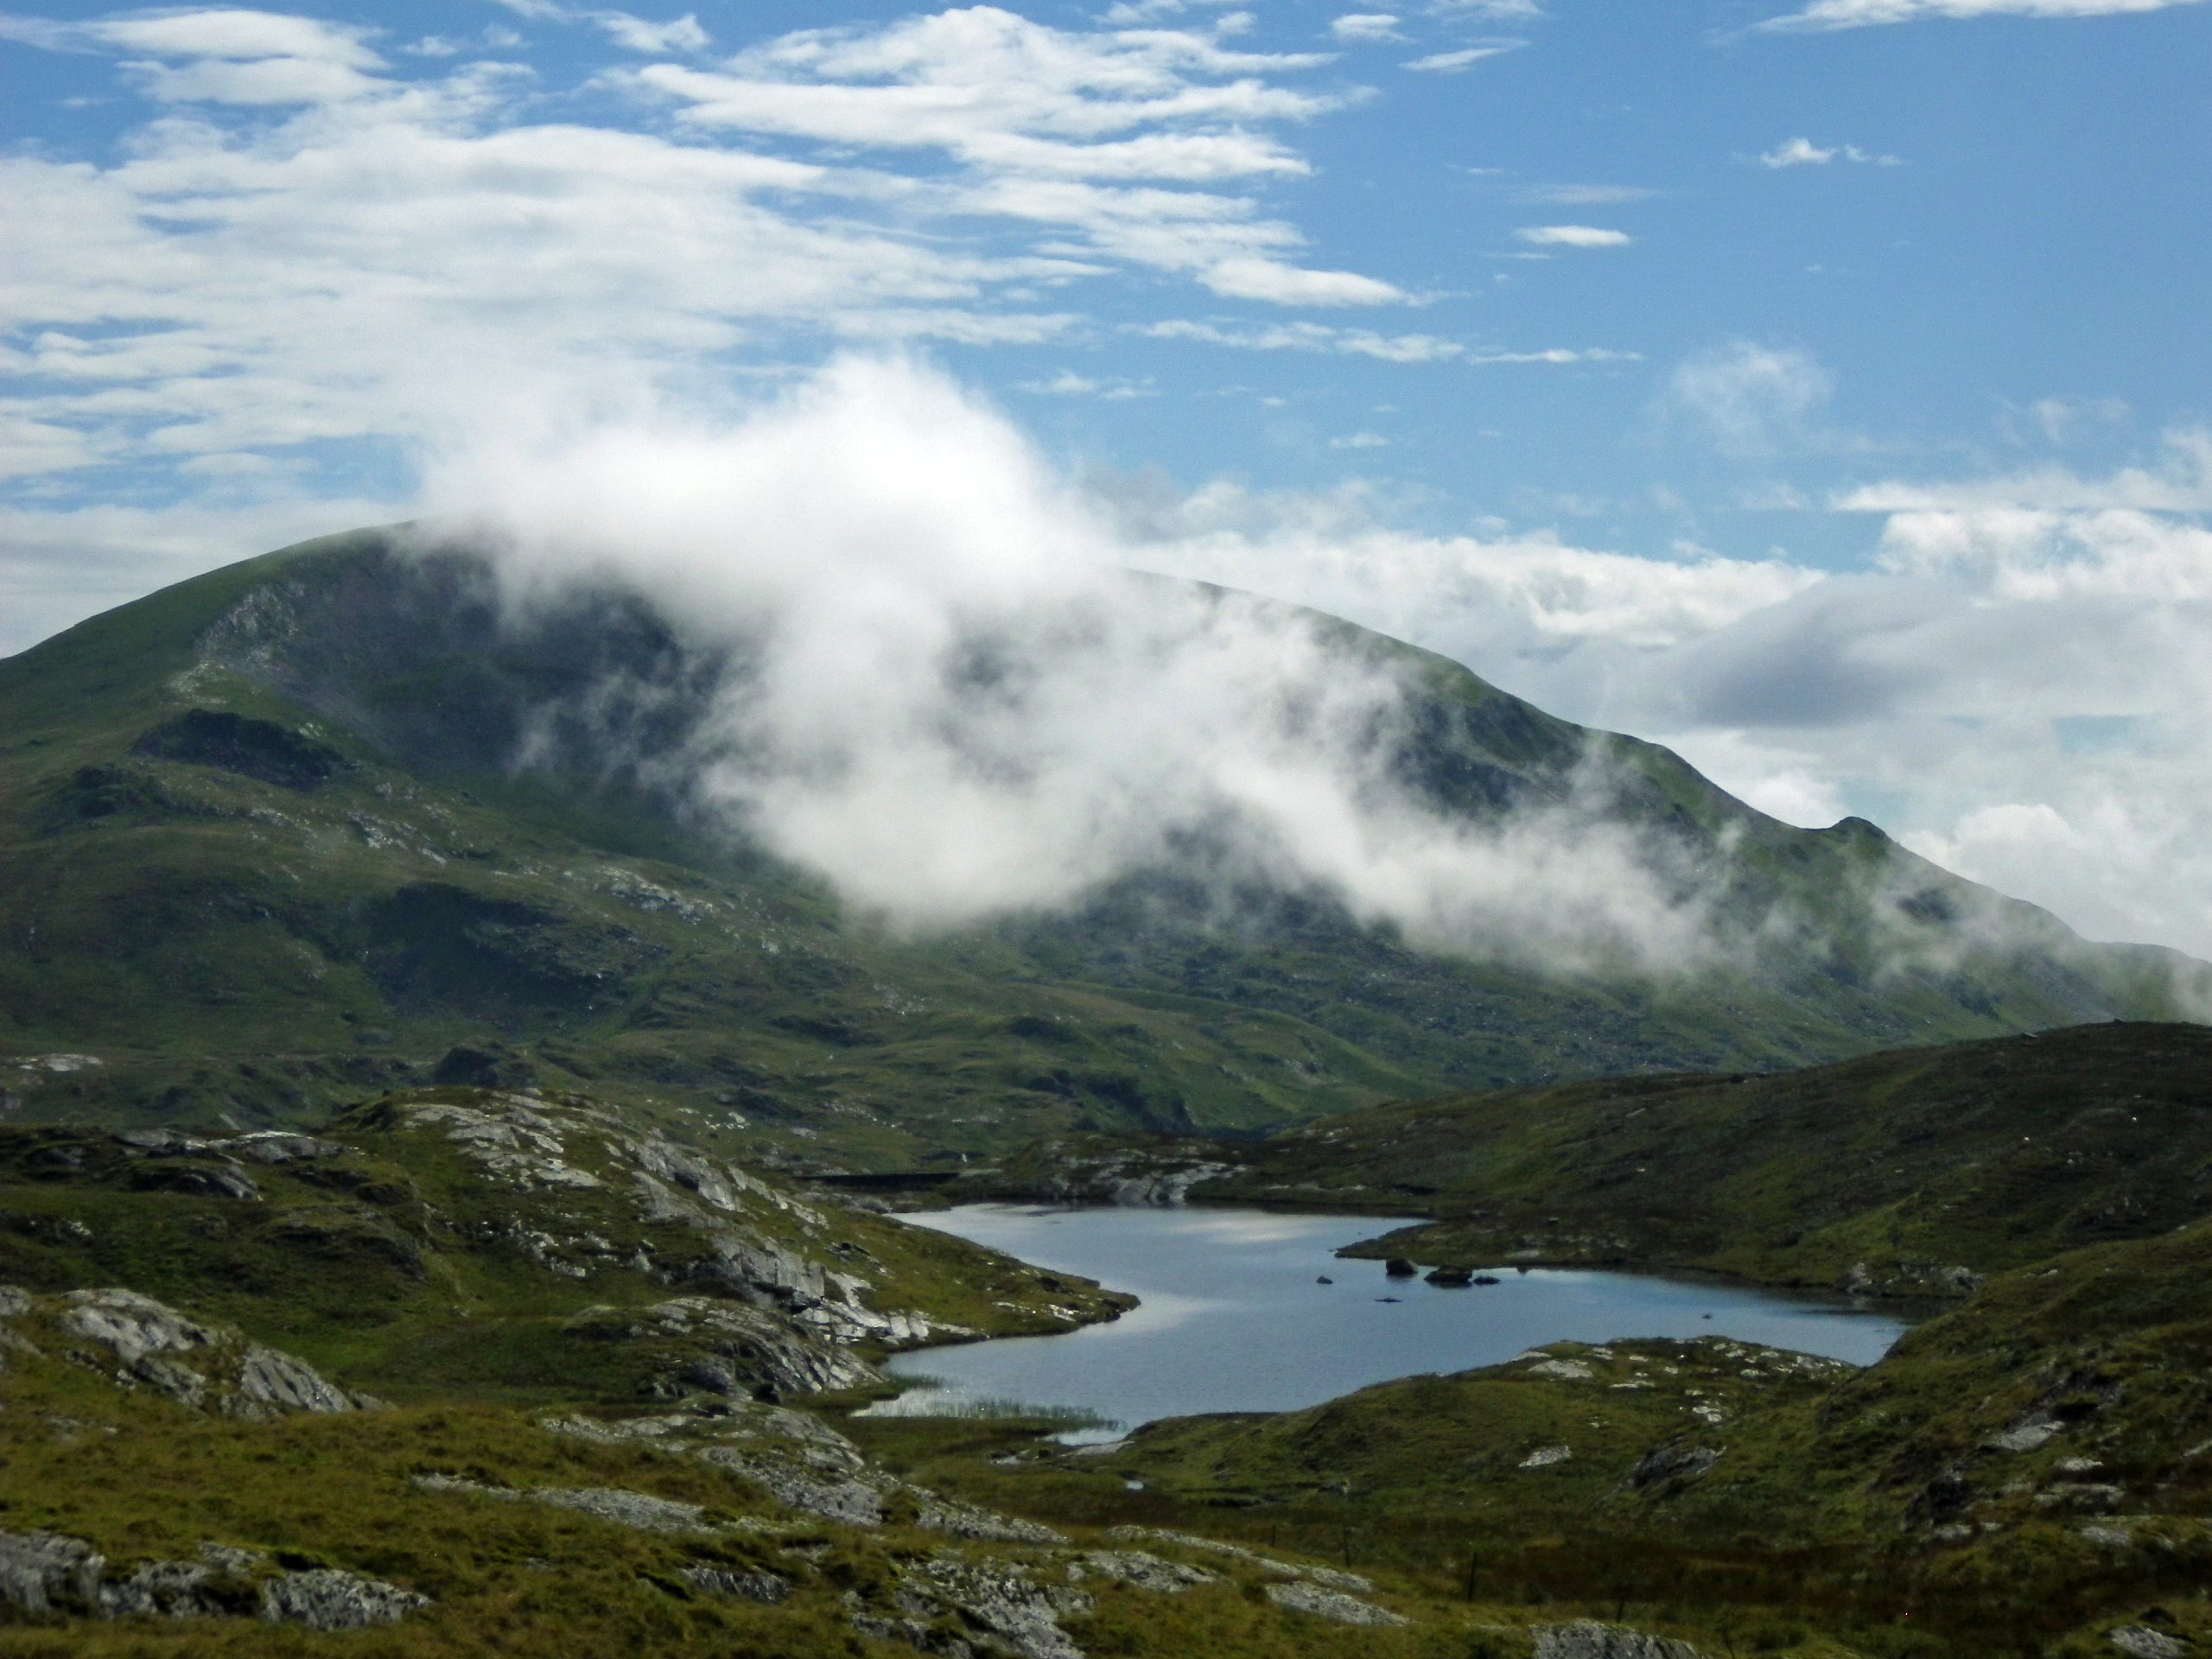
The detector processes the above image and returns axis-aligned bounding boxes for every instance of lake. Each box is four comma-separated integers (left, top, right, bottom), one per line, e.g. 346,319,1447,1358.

864,1204,1912,1442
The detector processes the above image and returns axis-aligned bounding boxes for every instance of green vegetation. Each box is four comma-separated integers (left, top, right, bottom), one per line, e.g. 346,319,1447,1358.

5,529,2205,1171
975,1020,2212,1299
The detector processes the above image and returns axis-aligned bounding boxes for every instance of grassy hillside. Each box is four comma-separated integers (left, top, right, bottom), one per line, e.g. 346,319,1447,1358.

4,529,2203,1166
880,1221,2210,1656
967,1020,2212,1298
7,1078,2209,1657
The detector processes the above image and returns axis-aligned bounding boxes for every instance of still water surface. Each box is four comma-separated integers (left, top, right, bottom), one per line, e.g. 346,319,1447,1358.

865,1205,1910,1442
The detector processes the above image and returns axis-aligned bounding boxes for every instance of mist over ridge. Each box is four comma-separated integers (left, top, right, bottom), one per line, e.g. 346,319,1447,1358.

418,354,1725,975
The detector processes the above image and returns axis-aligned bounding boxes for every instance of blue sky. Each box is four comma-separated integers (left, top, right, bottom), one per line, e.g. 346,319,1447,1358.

3,0,2211,956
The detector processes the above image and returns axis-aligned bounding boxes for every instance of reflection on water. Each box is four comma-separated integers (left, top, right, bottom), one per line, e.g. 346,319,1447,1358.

864,1204,1912,1443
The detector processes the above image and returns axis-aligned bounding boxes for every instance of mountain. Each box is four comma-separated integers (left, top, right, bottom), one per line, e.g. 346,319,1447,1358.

3,525,2203,1164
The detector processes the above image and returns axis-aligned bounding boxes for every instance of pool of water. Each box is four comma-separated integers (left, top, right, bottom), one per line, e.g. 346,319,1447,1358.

864,1204,1912,1442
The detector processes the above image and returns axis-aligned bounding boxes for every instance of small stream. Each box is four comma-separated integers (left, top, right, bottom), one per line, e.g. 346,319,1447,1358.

862,1204,1912,1442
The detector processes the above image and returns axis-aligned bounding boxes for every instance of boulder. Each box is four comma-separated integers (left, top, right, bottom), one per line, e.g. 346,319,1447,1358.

1532,1619,1713,1658
1383,1257,1418,1278
1425,1265,1475,1287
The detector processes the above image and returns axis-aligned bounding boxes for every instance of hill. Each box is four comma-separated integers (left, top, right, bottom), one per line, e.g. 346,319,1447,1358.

967,1020,2212,1299
3,526,2204,1165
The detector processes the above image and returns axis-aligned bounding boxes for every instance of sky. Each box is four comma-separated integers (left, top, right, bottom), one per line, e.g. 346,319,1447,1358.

3,0,2209,957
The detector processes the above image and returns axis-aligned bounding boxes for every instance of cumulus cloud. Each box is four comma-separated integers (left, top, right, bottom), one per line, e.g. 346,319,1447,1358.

1758,0,2205,29
0,1,1407,600
434,356,1721,973
1834,428,2212,512
1514,224,1632,247
1758,137,1899,167
594,11,710,54
1331,12,1405,40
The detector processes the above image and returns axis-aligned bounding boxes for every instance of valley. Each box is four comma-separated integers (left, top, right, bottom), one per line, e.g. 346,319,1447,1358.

3,537,2209,1658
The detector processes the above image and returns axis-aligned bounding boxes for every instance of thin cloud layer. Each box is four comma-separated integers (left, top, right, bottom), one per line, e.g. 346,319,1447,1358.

0,3,1403,518
1758,0,2206,29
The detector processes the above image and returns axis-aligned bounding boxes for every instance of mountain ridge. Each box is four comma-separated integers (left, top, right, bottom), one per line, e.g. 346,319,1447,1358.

3,525,2202,1161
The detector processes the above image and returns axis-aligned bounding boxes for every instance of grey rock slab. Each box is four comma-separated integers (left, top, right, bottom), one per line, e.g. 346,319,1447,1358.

898,1554,1090,1659
1071,1551,1218,1593
0,1530,105,1616
260,1567,429,1630
1262,1580,1409,1626
1532,1619,1714,1659
2109,1628,2190,1659
681,1564,792,1604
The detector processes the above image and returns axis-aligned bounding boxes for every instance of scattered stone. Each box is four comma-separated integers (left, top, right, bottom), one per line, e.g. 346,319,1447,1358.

680,1565,791,1604
1987,1417,2063,1454
2109,1627,2190,1659
1524,1357,1595,1382
1262,1580,1408,1626
413,1473,714,1534
259,1567,430,1630
0,1529,423,1630
1532,1618,1714,1658
1627,1440,1722,1491
1520,1444,1573,1469
32,1287,373,1418
1070,1551,1217,1593
874,1553,1091,1659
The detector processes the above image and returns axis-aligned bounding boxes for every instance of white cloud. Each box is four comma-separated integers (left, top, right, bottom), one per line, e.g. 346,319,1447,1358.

595,11,709,54
1758,0,2206,30
92,10,383,67
1516,182,1660,205
623,8,1403,302
1758,137,1900,167
444,356,1722,973
1016,370,1154,398
1199,258,1406,305
1514,224,1632,247
1834,428,2212,512
1329,430,1389,448
1139,320,1462,359
0,1,1408,560
1666,341,1834,454
1470,346,1643,365
1405,42,1518,69
1331,12,1404,40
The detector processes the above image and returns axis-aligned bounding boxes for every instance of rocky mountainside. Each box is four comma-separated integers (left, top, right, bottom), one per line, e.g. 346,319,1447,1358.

3,527,2203,1162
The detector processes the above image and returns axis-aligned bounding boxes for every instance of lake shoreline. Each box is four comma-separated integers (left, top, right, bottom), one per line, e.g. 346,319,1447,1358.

857,1204,1914,1441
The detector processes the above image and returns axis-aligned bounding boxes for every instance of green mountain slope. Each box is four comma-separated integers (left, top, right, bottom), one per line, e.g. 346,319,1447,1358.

3,528,2202,1163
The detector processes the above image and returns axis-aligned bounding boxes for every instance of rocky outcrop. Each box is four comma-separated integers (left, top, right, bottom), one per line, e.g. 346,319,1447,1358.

1532,1619,1713,1659
1068,1551,1217,1593
859,1552,1091,1659
413,1473,715,1534
3,1285,375,1418
0,1530,425,1630
1263,1581,1408,1626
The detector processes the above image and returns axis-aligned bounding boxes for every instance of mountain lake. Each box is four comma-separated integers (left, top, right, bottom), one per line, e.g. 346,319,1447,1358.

862,1204,1914,1442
